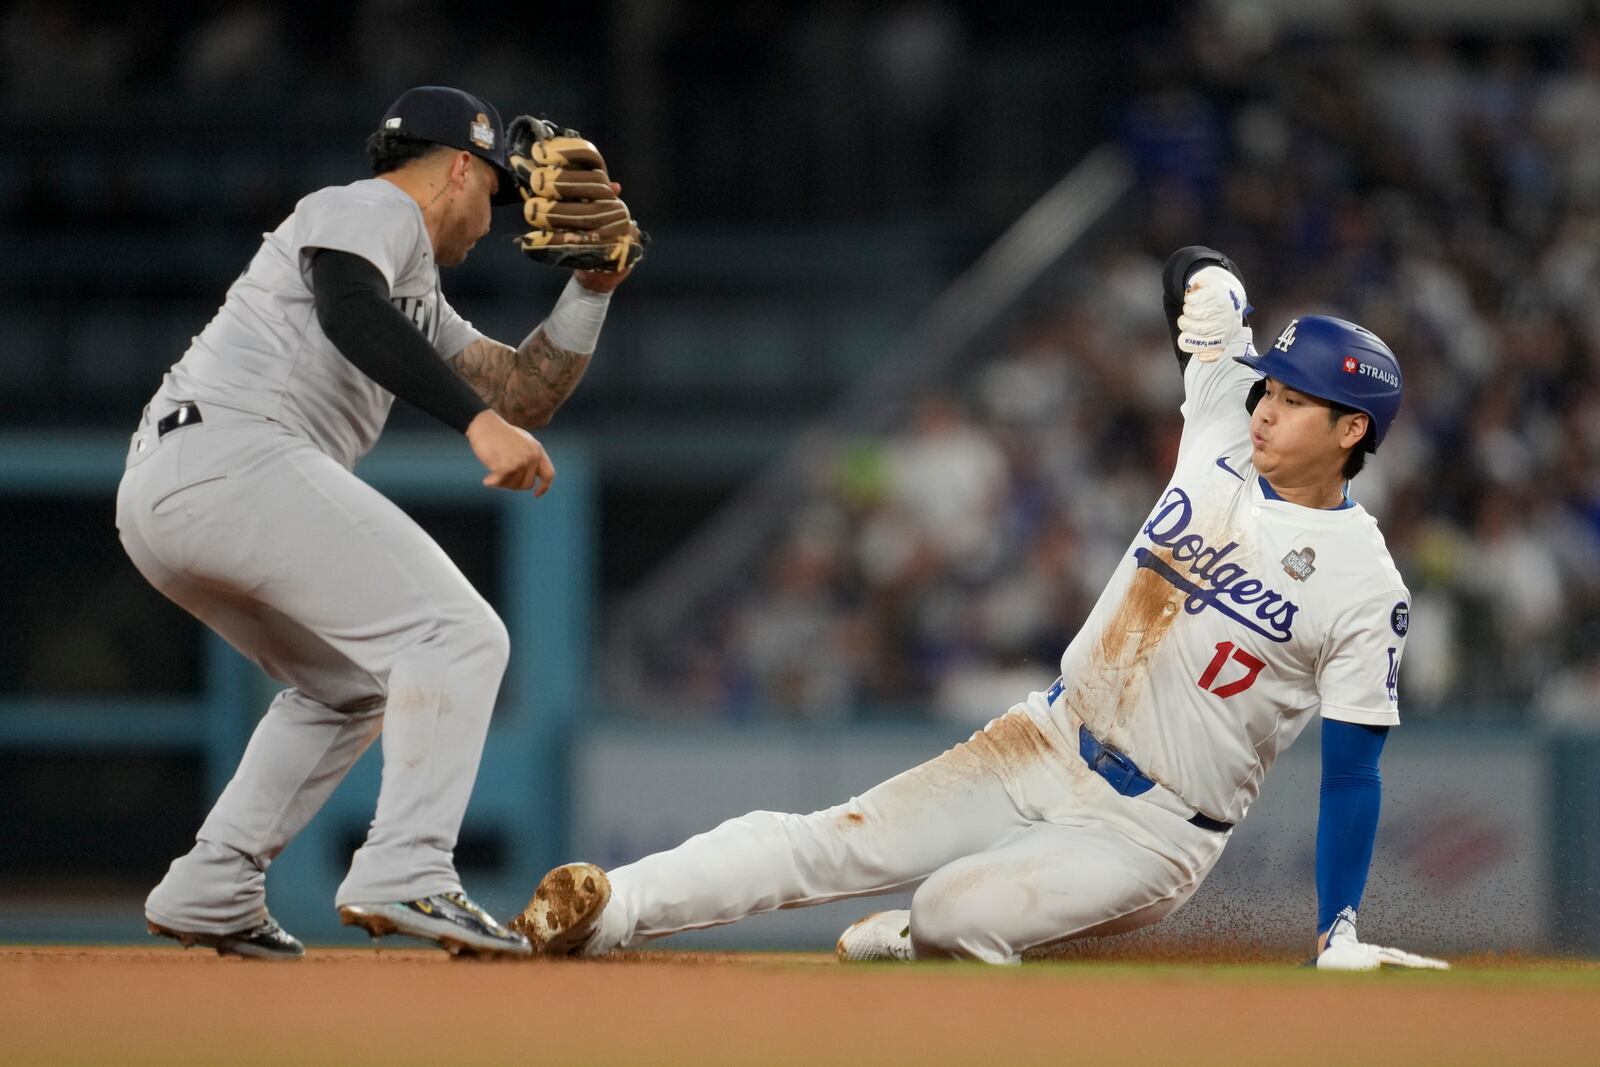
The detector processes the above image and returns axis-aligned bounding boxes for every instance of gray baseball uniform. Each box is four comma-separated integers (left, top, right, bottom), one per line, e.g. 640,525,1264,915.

120,177,506,932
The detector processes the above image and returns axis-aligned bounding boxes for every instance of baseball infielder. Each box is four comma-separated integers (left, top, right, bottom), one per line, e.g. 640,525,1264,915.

118,86,643,958
515,247,1447,970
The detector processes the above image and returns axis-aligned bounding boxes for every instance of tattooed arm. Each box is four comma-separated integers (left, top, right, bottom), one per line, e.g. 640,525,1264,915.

449,327,592,431
449,273,621,430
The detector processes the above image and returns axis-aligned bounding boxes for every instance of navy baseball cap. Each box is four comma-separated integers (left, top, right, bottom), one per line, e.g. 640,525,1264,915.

379,86,520,205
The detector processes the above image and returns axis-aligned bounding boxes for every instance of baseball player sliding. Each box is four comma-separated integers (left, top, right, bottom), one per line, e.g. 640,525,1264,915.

516,248,1447,970
118,86,643,959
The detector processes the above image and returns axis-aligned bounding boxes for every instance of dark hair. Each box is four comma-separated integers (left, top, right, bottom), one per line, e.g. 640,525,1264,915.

1328,402,1369,480
365,130,454,175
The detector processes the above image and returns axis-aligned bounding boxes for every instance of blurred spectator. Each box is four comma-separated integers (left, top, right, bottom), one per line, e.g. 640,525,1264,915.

1458,489,1565,701
1537,652,1600,730
1362,35,1473,191
1532,31,1600,208
728,516,858,721
884,397,1009,566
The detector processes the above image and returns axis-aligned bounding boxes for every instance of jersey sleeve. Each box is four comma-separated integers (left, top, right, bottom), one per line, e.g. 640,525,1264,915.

1177,343,1260,460
293,187,425,293
434,294,485,359
1316,590,1409,726
1179,339,1259,433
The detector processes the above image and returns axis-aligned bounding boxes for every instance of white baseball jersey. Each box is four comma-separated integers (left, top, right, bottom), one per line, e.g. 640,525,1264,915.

1050,343,1409,825
158,178,483,469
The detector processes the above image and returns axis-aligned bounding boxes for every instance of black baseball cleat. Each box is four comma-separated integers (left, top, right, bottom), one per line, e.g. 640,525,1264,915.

148,916,305,960
338,891,531,958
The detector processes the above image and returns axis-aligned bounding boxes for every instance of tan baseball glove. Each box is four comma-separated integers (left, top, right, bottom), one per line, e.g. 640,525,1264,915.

507,115,647,273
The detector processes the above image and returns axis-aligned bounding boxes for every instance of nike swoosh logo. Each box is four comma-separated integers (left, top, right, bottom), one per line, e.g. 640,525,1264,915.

1215,456,1244,480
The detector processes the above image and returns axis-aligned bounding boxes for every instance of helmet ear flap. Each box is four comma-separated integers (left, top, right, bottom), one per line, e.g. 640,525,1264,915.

1245,379,1266,414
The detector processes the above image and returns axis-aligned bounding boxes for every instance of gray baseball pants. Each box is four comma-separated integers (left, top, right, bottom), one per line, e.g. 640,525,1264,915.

116,406,508,933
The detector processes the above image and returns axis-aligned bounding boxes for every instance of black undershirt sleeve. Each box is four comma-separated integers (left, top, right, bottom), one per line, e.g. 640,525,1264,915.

309,248,489,434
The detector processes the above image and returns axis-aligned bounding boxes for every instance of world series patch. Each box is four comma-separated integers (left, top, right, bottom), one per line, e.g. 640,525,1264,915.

1281,546,1316,581
1391,601,1410,636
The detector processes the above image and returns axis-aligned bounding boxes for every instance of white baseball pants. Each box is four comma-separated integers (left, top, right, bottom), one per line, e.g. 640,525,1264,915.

591,695,1230,963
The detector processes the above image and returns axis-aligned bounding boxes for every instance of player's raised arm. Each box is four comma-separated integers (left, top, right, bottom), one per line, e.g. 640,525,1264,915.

448,113,643,431
1162,246,1247,370
1161,246,1260,445
447,278,610,431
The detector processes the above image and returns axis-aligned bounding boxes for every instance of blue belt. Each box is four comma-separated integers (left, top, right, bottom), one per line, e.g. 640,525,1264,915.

1046,676,1233,833
1079,725,1157,798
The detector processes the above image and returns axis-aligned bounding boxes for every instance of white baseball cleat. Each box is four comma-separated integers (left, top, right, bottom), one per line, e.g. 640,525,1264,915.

836,909,915,962
509,862,612,956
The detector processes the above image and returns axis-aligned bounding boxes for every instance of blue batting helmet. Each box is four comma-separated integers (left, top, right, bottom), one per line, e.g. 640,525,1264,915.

1234,315,1402,451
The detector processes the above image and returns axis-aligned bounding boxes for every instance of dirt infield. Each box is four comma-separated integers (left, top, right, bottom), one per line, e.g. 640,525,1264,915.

4,946,1599,1067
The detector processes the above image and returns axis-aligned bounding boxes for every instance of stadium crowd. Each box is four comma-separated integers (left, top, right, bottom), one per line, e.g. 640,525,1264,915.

636,25,1600,725
7,5,1593,724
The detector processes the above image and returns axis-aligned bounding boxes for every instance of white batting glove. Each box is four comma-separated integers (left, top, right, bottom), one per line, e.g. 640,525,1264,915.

1316,912,1450,972
1176,265,1252,361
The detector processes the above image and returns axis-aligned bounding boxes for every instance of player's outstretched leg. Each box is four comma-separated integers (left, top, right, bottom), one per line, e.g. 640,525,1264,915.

520,710,1067,957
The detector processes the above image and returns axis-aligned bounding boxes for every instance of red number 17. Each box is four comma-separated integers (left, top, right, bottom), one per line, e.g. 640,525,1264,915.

1197,641,1266,698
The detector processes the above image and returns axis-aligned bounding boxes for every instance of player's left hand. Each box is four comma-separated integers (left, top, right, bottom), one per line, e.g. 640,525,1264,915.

1316,913,1450,972
1177,265,1251,361
574,209,634,293
507,115,647,274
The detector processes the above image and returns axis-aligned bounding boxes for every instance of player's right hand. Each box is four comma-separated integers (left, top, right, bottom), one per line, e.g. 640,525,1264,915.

1315,914,1450,972
466,409,556,495
1177,265,1251,361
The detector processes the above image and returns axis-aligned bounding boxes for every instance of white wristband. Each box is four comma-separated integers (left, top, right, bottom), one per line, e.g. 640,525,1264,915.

541,275,612,354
